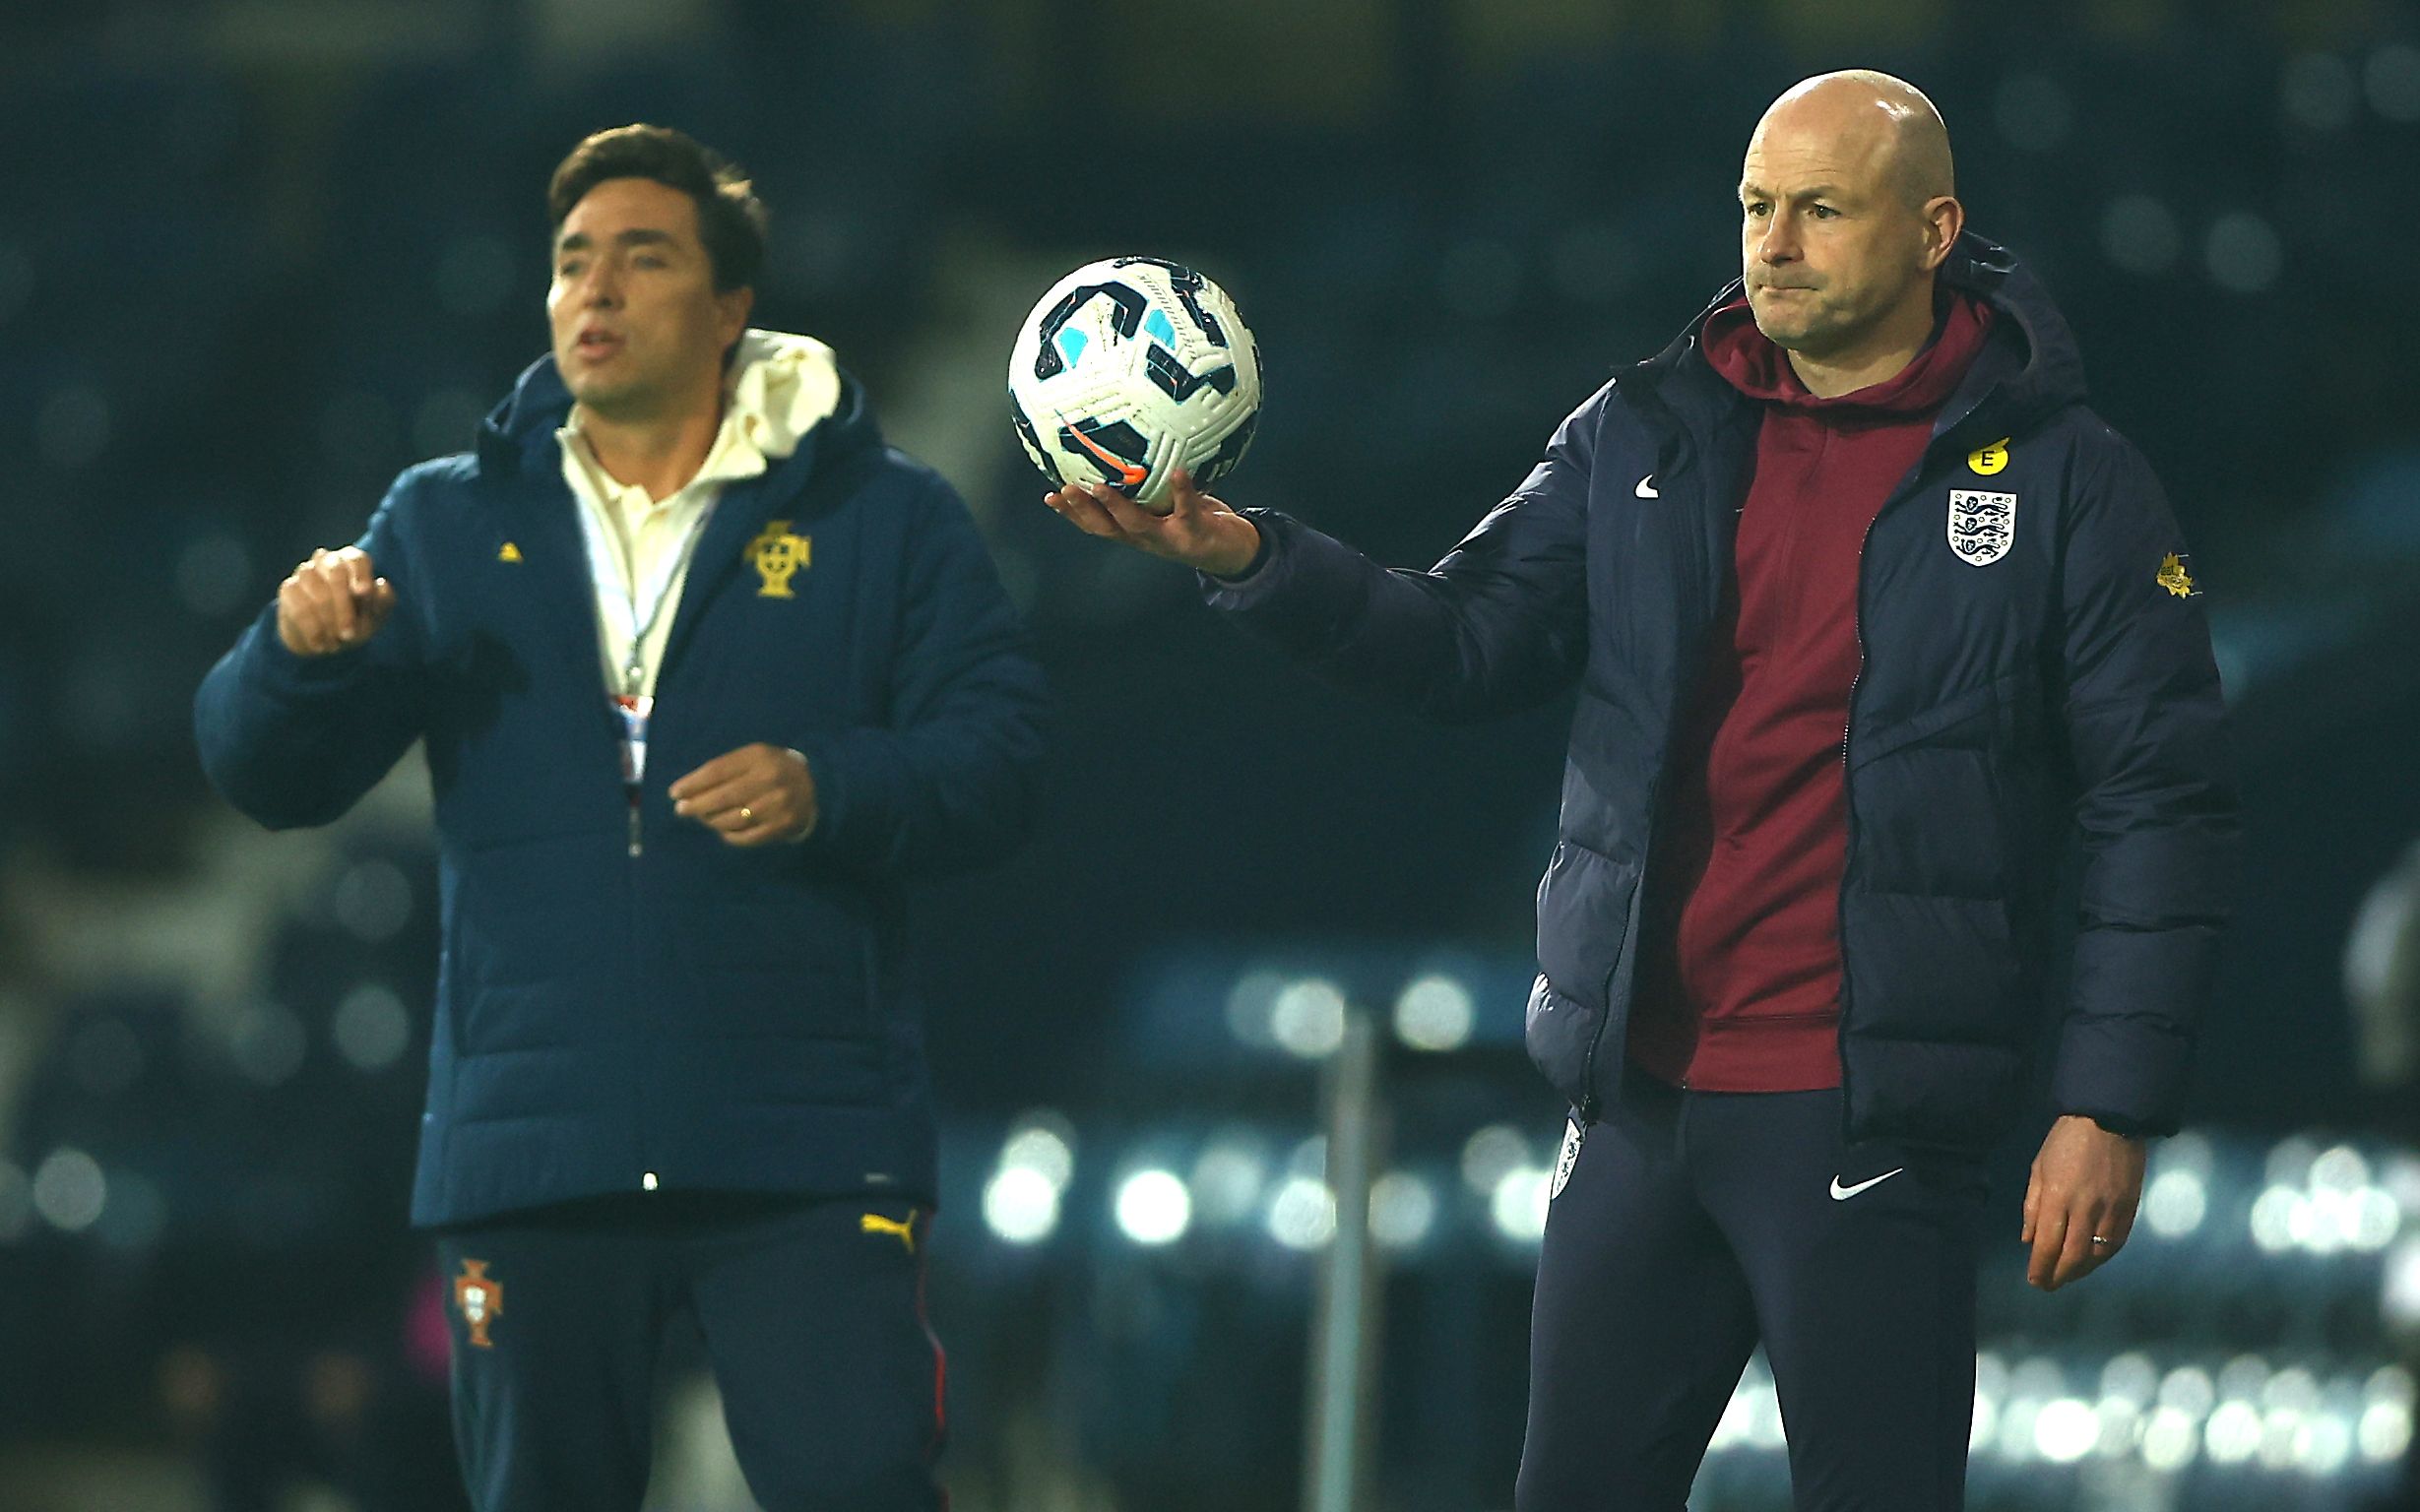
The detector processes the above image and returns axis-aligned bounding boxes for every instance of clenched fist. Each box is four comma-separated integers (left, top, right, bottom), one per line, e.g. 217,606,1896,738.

278,546,398,657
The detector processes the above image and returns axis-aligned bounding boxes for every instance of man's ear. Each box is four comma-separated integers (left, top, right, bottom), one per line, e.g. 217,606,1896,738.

718,284,755,349
1922,195,1966,270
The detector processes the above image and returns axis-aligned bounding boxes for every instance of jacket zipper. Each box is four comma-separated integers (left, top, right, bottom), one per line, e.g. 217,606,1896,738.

626,787,652,1189
1836,516,1874,1136
1833,395,1998,1139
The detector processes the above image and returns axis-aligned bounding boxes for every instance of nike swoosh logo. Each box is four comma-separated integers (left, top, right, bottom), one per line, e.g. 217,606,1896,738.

1634,474,1659,498
1065,426,1148,489
1829,1168,1905,1201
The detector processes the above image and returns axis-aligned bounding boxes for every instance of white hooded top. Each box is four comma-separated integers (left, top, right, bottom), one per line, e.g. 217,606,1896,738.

556,329,843,698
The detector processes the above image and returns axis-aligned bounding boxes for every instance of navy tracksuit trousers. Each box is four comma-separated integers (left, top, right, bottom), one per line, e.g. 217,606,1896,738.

1516,1066,1991,1511
434,1192,946,1512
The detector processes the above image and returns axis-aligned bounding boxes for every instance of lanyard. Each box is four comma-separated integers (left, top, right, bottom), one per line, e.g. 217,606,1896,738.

568,474,720,697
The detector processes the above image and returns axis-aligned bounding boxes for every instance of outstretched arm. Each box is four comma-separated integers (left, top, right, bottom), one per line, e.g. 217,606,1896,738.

1042,382,1611,724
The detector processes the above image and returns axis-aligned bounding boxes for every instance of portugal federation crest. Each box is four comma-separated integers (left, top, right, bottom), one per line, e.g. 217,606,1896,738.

453,1258,503,1349
1946,489,2016,567
747,520,811,598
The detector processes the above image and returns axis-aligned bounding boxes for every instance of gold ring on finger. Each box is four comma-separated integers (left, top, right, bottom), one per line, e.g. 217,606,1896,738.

737,805,754,824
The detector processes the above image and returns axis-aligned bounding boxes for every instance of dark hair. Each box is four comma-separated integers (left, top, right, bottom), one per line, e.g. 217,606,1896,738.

546,124,768,292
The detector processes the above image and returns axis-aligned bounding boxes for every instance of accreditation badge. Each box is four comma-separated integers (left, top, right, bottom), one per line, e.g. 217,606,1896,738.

611,694,654,786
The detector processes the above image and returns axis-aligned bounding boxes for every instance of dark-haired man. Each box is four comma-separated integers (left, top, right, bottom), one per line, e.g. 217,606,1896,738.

1045,72,2237,1507
198,124,1046,1510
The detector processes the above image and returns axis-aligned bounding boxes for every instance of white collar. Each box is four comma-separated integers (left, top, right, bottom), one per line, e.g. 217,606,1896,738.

555,328,845,495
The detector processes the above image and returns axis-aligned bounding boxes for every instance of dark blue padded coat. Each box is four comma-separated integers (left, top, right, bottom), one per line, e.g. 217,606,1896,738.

196,356,1048,1225
1205,233,2238,1149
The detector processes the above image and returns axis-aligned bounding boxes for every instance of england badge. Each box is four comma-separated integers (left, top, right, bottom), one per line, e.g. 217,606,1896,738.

1946,489,2016,567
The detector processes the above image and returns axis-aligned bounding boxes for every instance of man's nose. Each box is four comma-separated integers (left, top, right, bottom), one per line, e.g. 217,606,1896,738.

1756,214,1799,264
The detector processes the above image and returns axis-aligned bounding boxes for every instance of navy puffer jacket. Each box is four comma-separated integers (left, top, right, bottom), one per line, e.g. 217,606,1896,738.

197,355,1047,1224
1204,233,2238,1149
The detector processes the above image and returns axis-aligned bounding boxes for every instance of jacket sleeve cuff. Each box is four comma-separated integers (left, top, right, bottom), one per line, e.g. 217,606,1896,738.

2083,1113,2155,1141
791,732,889,860
1196,508,1289,607
2047,1014,2192,1140
1205,510,1276,583
234,602,381,699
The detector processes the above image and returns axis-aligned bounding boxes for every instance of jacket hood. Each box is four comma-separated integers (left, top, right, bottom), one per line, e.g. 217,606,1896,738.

1638,232,2089,446
475,328,882,481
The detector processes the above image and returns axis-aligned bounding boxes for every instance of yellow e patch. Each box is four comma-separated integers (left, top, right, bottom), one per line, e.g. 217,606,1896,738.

1966,437,2011,476
2157,552,2198,598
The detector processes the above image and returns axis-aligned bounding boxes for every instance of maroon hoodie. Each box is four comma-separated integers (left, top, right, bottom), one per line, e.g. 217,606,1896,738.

1625,289,1998,1092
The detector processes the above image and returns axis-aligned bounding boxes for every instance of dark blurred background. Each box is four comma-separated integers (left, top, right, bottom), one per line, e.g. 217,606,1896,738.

4,0,2420,1508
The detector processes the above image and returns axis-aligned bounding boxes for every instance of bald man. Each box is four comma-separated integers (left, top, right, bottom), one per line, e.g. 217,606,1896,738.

1044,71,2237,1508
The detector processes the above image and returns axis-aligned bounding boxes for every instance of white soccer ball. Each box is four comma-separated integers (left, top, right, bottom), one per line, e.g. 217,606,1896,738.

1008,256,1262,511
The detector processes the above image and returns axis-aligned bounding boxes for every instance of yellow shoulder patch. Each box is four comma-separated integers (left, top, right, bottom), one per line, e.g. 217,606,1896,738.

860,1212,916,1254
1966,437,2011,476
2157,552,2197,598
498,541,523,563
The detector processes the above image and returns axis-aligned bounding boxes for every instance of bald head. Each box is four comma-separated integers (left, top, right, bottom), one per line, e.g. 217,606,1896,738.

1734,70,1966,387
1754,70,1954,213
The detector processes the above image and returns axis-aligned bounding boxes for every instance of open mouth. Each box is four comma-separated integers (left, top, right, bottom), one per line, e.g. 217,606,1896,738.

575,329,623,360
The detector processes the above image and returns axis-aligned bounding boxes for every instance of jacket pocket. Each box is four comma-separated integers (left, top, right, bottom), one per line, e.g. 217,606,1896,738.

1849,678,2000,769
1534,837,1641,1002
675,891,883,1041
1524,974,1603,1111
1530,838,1644,1110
